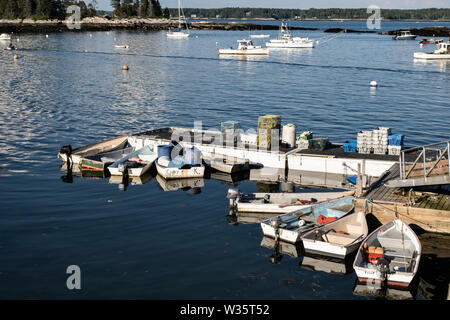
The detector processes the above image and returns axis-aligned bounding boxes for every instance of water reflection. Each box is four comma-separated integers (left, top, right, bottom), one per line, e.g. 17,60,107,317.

299,254,355,275
155,174,204,193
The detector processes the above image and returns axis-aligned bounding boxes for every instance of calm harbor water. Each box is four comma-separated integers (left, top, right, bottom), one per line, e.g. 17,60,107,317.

0,20,449,299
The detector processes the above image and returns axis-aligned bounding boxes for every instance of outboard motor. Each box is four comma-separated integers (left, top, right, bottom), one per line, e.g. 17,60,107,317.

270,217,282,241
263,194,270,203
377,258,391,281
59,145,73,163
227,188,241,210
226,208,238,226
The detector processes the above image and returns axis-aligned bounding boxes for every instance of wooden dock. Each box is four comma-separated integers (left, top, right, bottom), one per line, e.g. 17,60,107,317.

356,163,450,234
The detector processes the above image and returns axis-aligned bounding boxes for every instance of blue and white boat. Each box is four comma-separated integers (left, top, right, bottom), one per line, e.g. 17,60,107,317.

155,145,205,179
107,145,157,177
260,196,354,243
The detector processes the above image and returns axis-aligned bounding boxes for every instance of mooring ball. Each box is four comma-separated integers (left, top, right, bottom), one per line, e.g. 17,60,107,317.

370,80,378,87
13,55,19,60
122,65,129,71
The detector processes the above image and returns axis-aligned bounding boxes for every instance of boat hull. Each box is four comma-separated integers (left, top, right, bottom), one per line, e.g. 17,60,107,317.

260,196,355,243
353,219,421,287
167,32,190,38
266,41,314,48
301,211,368,259
58,135,129,165
218,48,269,55
236,191,353,213
156,161,205,179
414,52,450,60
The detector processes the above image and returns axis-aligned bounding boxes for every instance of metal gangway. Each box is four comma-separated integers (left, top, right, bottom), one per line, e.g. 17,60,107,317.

386,140,450,188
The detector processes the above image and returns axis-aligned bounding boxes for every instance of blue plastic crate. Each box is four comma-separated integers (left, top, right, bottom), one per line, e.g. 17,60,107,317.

343,141,357,152
388,135,404,146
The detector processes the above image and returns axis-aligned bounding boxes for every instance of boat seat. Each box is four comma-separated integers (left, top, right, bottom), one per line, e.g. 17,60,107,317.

346,224,363,234
384,248,414,259
321,231,359,246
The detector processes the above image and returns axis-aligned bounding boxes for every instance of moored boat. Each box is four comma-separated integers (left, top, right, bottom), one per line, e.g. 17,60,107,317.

250,34,270,39
156,156,205,179
114,45,129,49
392,30,417,40
0,33,11,40
353,219,421,288
155,145,205,179
80,146,135,171
203,154,250,174
232,190,354,214
107,145,158,177
414,41,450,60
266,20,314,48
260,196,355,243
218,39,269,55
167,0,190,38
300,211,368,259
58,135,130,165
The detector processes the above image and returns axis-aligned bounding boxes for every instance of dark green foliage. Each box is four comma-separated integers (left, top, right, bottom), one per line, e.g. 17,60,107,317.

166,7,450,21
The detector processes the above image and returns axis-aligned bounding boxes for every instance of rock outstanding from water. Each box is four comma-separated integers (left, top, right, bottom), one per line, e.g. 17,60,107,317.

0,17,317,33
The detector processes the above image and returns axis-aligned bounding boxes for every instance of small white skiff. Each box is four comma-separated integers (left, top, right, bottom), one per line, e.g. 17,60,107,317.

58,135,130,165
155,156,205,179
301,211,368,259
260,196,354,243
107,145,157,177
353,219,421,288
234,190,354,214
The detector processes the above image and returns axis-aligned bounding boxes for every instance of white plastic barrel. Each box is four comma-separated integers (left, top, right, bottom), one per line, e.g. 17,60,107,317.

282,124,296,148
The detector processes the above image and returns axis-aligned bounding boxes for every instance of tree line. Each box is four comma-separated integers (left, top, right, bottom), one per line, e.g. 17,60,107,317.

0,3,448,21
0,0,103,20
111,0,170,18
0,0,169,20
173,8,450,21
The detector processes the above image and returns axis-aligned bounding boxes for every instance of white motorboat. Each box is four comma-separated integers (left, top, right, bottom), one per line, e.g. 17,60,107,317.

266,21,314,48
0,33,11,40
414,41,450,60
392,30,417,40
218,39,269,55
167,0,190,38
260,196,355,243
107,145,158,177
301,211,368,259
114,45,129,49
232,190,354,214
353,219,421,289
250,34,270,39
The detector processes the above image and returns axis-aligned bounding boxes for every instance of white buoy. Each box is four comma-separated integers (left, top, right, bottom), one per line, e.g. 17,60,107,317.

216,42,218,46
420,43,423,48
46,34,48,38
370,80,378,88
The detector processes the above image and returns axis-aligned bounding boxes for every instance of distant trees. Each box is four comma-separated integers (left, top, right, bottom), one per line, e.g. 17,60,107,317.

0,3,448,21
0,0,94,20
110,0,163,18
170,7,450,21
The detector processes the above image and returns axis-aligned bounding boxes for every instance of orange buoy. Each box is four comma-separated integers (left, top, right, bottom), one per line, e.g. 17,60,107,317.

122,65,129,71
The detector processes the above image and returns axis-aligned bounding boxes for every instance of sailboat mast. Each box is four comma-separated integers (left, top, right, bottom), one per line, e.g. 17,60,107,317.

178,0,181,29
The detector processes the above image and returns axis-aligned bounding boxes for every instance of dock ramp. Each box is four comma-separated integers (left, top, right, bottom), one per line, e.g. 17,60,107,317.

386,140,450,188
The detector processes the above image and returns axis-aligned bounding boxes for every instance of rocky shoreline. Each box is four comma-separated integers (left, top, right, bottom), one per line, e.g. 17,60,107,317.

0,18,318,33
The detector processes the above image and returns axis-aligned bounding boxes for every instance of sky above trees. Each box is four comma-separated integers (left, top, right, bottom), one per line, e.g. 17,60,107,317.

97,0,449,11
